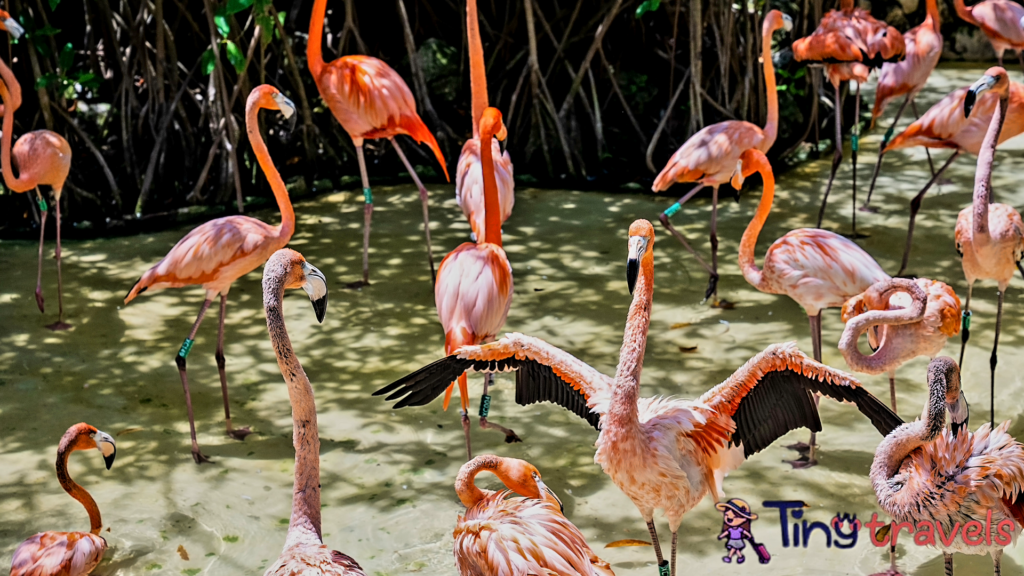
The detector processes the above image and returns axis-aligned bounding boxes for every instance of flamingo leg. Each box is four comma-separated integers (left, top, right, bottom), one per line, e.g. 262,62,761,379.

909,99,937,177
989,289,1004,427
477,373,523,443
862,95,910,212
709,185,721,305
348,143,373,289
888,371,897,413
658,184,719,300
944,552,953,576
992,548,1002,576
850,82,861,238
217,294,251,441
817,83,844,229
389,137,436,284
459,374,473,460
786,313,822,468
670,531,678,576
46,191,71,331
959,284,972,369
646,520,666,568
177,298,215,464
887,537,901,575
897,151,960,276
34,188,47,313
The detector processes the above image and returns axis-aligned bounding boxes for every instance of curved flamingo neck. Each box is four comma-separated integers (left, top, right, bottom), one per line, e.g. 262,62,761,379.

246,101,295,242
307,0,327,80
840,0,855,11
263,260,323,547
467,0,488,139
607,248,654,430
481,123,502,247
454,455,505,508
872,366,949,482
925,0,940,31
953,0,978,25
738,152,773,291
0,59,33,192
761,22,779,150
839,281,927,374
56,428,102,535
972,89,1010,244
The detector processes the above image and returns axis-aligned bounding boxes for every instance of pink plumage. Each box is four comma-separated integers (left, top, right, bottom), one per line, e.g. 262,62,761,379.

455,138,515,241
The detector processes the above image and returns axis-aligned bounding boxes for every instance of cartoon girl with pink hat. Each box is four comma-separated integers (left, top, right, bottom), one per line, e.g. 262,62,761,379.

717,498,759,564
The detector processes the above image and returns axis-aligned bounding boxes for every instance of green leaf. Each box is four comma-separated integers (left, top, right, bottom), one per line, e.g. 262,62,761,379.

214,14,230,37
201,49,216,75
33,24,60,36
74,71,101,90
224,40,245,74
634,0,660,18
58,42,73,72
224,0,253,15
48,0,60,10
34,72,58,89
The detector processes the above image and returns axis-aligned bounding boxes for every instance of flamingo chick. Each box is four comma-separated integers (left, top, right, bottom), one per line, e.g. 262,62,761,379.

454,455,613,576
840,277,960,413
10,423,116,576
377,219,902,576
871,357,1024,576
124,85,297,463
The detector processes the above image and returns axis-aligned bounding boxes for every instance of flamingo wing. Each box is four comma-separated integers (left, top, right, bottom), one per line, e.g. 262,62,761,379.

652,121,764,191
329,551,366,575
374,333,613,429
10,531,106,576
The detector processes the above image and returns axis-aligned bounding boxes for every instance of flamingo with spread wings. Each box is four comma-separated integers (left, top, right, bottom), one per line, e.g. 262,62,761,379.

376,219,901,576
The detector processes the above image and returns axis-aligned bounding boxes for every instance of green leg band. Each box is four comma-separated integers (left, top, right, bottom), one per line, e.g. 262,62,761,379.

851,134,859,152
178,338,195,359
664,202,681,218
363,187,373,204
478,394,492,418
658,561,670,576
37,197,48,212
962,310,972,331
883,126,894,146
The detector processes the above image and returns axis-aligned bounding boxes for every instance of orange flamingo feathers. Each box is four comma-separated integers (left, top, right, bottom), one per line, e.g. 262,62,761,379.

954,0,1024,77
434,107,516,459
0,57,72,330
652,10,791,304
453,456,614,576
307,0,447,288
262,249,363,576
10,423,116,576
954,67,1024,427
123,85,297,463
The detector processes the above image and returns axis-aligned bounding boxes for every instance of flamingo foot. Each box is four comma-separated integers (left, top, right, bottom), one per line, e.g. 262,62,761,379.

784,455,818,469
711,299,736,310
868,570,904,576
344,280,370,290
479,417,523,443
45,321,72,331
192,449,214,465
858,205,880,214
784,441,813,453
35,288,45,313
227,426,252,441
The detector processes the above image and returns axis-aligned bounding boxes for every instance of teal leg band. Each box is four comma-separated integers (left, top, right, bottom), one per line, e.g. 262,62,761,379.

658,561,670,576
664,202,681,218
851,134,859,152
178,338,195,359
37,197,47,212
363,187,373,204
962,310,972,331
478,394,492,418
883,126,895,145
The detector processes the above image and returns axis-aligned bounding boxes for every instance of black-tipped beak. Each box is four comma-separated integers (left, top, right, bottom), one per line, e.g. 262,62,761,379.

301,263,329,323
949,392,969,438
965,76,995,118
286,109,298,134
964,90,977,119
311,295,328,324
626,258,639,295
104,448,116,470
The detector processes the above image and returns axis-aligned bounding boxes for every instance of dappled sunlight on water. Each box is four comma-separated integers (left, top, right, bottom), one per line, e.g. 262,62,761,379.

3,65,1024,575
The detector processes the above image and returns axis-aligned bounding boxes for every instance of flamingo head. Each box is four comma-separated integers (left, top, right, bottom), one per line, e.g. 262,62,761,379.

0,10,23,39
248,85,297,131
480,107,507,152
763,10,793,35
927,357,969,436
70,424,116,470
626,220,655,295
497,458,561,508
270,249,329,323
965,67,1009,118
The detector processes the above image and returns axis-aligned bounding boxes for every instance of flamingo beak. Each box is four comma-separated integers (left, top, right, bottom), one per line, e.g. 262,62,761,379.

94,430,116,470
3,17,23,39
496,124,508,154
782,14,794,32
949,391,969,437
301,262,329,323
533,473,563,513
626,236,648,295
273,92,297,133
964,75,996,118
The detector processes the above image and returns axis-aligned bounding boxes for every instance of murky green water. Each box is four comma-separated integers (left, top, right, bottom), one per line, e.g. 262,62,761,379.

3,66,1024,575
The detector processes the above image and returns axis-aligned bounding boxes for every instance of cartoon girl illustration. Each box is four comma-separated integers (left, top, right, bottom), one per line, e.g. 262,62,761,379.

716,498,758,564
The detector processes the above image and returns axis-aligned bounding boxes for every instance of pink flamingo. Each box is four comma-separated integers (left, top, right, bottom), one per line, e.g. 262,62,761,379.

954,67,1024,427
435,107,517,459
454,455,613,576
652,10,792,303
377,219,901,576
308,0,449,287
955,0,1024,76
9,423,116,576
871,357,1024,576
455,0,514,243
839,277,960,412
733,147,889,466
123,85,296,463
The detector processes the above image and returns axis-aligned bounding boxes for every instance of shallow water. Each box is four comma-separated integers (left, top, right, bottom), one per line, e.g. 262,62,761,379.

3,65,1024,575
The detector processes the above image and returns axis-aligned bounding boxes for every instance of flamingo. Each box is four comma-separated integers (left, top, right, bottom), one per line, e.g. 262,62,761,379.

0,57,72,331
434,106,517,459
376,218,902,576
733,147,889,466
455,0,514,243
9,423,116,576
954,0,1024,77
793,0,906,236
261,248,363,576
839,277,960,412
954,67,1024,427
453,455,614,576
871,357,1024,576
123,85,296,463
307,0,449,288
653,10,791,304
863,79,1024,275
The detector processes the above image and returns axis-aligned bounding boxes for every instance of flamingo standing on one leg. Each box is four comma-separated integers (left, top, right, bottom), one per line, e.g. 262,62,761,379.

434,107,517,459
261,249,364,576
308,0,449,288
871,357,1024,576
793,0,905,236
863,80,1024,276
123,85,297,463
0,57,72,331
954,67,1024,427
733,148,889,466
453,455,614,576
377,219,902,576
455,0,514,243
955,0,1024,77
839,277,960,412
652,10,792,303
9,423,116,576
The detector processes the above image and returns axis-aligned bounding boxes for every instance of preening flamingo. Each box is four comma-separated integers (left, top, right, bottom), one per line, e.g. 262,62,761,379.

793,0,905,236
871,357,1024,576
863,79,1024,275
376,219,901,576
954,67,1024,427
434,107,517,459
455,0,514,243
124,85,296,463
839,277,960,412
9,423,116,576
261,249,363,576
453,455,613,576
954,0,1024,77
733,148,889,466
652,9,791,303
307,0,449,287
0,57,72,330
